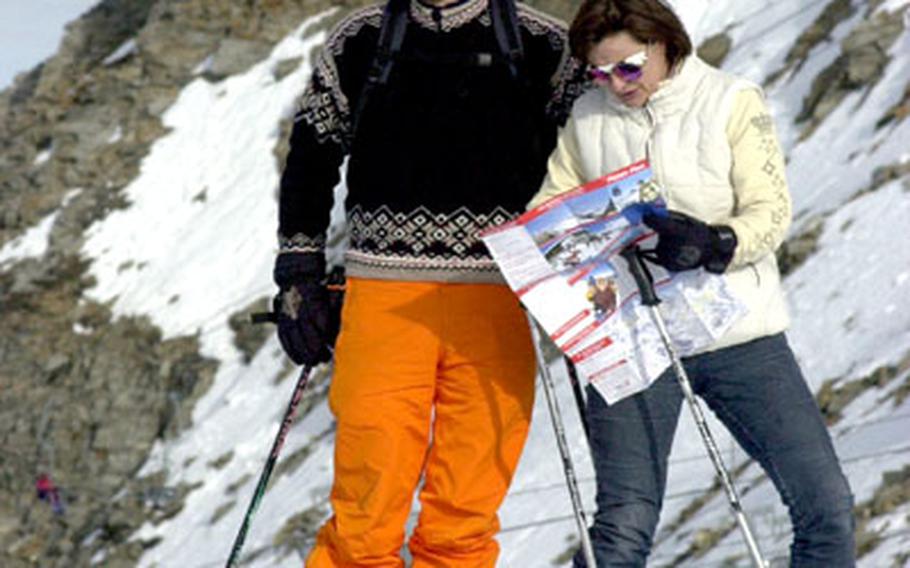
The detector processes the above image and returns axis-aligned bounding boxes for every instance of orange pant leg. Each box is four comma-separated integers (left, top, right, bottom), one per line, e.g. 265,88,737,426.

409,284,536,568
306,278,443,568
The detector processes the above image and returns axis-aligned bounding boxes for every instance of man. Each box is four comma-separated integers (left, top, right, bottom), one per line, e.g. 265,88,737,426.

273,0,582,565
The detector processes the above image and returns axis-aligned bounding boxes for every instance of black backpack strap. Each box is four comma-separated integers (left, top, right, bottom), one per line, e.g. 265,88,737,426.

373,0,410,85
489,0,524,79
352,0,410,139
352,0,526,139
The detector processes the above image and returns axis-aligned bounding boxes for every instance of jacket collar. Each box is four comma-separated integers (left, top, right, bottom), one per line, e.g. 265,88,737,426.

602,56,708,120
411,0,488,32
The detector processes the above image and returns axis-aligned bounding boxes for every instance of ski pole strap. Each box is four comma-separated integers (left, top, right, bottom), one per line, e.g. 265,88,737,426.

620,245,661,307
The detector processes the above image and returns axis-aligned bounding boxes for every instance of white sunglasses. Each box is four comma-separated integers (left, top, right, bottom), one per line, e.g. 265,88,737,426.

587,49,649,82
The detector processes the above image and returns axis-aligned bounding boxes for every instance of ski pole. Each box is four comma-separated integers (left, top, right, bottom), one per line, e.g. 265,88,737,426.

619,245,768,568
225,363,313,568
528,317,597,567
564,356,590,442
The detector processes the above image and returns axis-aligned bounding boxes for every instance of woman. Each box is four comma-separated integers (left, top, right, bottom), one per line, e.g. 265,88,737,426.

529,1,856,566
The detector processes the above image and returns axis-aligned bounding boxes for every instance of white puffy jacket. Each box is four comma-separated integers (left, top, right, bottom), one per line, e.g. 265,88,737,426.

530,55,793,353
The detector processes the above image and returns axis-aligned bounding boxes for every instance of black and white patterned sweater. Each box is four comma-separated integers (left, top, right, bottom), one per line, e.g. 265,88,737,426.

278,0,583,283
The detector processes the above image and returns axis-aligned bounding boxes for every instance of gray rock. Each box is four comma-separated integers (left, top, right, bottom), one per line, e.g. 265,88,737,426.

697,33,732,68
796,7,905,137
206,38,274,80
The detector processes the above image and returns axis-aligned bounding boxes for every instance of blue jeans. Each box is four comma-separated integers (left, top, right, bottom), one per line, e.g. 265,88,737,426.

575,333,855,567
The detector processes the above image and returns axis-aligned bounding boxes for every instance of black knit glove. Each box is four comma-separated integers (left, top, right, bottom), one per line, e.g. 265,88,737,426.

272,252,339,366
642,211,738,274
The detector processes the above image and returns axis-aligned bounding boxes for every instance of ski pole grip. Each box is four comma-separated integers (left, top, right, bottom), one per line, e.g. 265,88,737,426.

250,312,278,325
620,245,660,307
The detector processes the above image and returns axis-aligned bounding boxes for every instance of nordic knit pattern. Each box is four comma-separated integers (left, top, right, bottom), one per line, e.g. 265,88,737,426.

279,0,585,283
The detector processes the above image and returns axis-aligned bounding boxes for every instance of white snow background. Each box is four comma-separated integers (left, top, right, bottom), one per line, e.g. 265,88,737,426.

2,0,909,566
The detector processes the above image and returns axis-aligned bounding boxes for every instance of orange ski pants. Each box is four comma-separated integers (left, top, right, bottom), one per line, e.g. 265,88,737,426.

305,277,536,568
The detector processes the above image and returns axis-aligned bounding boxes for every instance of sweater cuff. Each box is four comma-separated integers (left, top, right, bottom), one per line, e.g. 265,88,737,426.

278,232,326,254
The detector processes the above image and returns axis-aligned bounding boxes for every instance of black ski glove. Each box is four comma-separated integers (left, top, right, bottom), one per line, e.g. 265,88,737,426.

642,210,738,274
272,252,340,366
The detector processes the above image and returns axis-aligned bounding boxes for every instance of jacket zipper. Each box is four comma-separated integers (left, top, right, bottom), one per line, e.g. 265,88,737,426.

643,104,662,200
432,7,443,32
643,105,656,162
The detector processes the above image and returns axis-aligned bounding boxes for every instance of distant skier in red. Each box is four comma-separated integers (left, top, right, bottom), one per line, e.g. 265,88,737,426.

35,474,65,515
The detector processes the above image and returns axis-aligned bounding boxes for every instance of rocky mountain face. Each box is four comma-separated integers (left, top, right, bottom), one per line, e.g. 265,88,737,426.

0,0,906,566
0,1,370,566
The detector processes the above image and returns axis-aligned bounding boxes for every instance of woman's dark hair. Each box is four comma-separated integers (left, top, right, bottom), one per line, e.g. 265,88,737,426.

569,0,692,67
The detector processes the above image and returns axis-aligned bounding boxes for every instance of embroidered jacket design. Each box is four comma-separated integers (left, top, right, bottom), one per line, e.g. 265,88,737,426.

347,204,516,259
279,232,327,253
411,0,488,31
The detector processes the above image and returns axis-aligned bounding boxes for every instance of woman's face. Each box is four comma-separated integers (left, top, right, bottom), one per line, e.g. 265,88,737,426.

587,31,669,108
